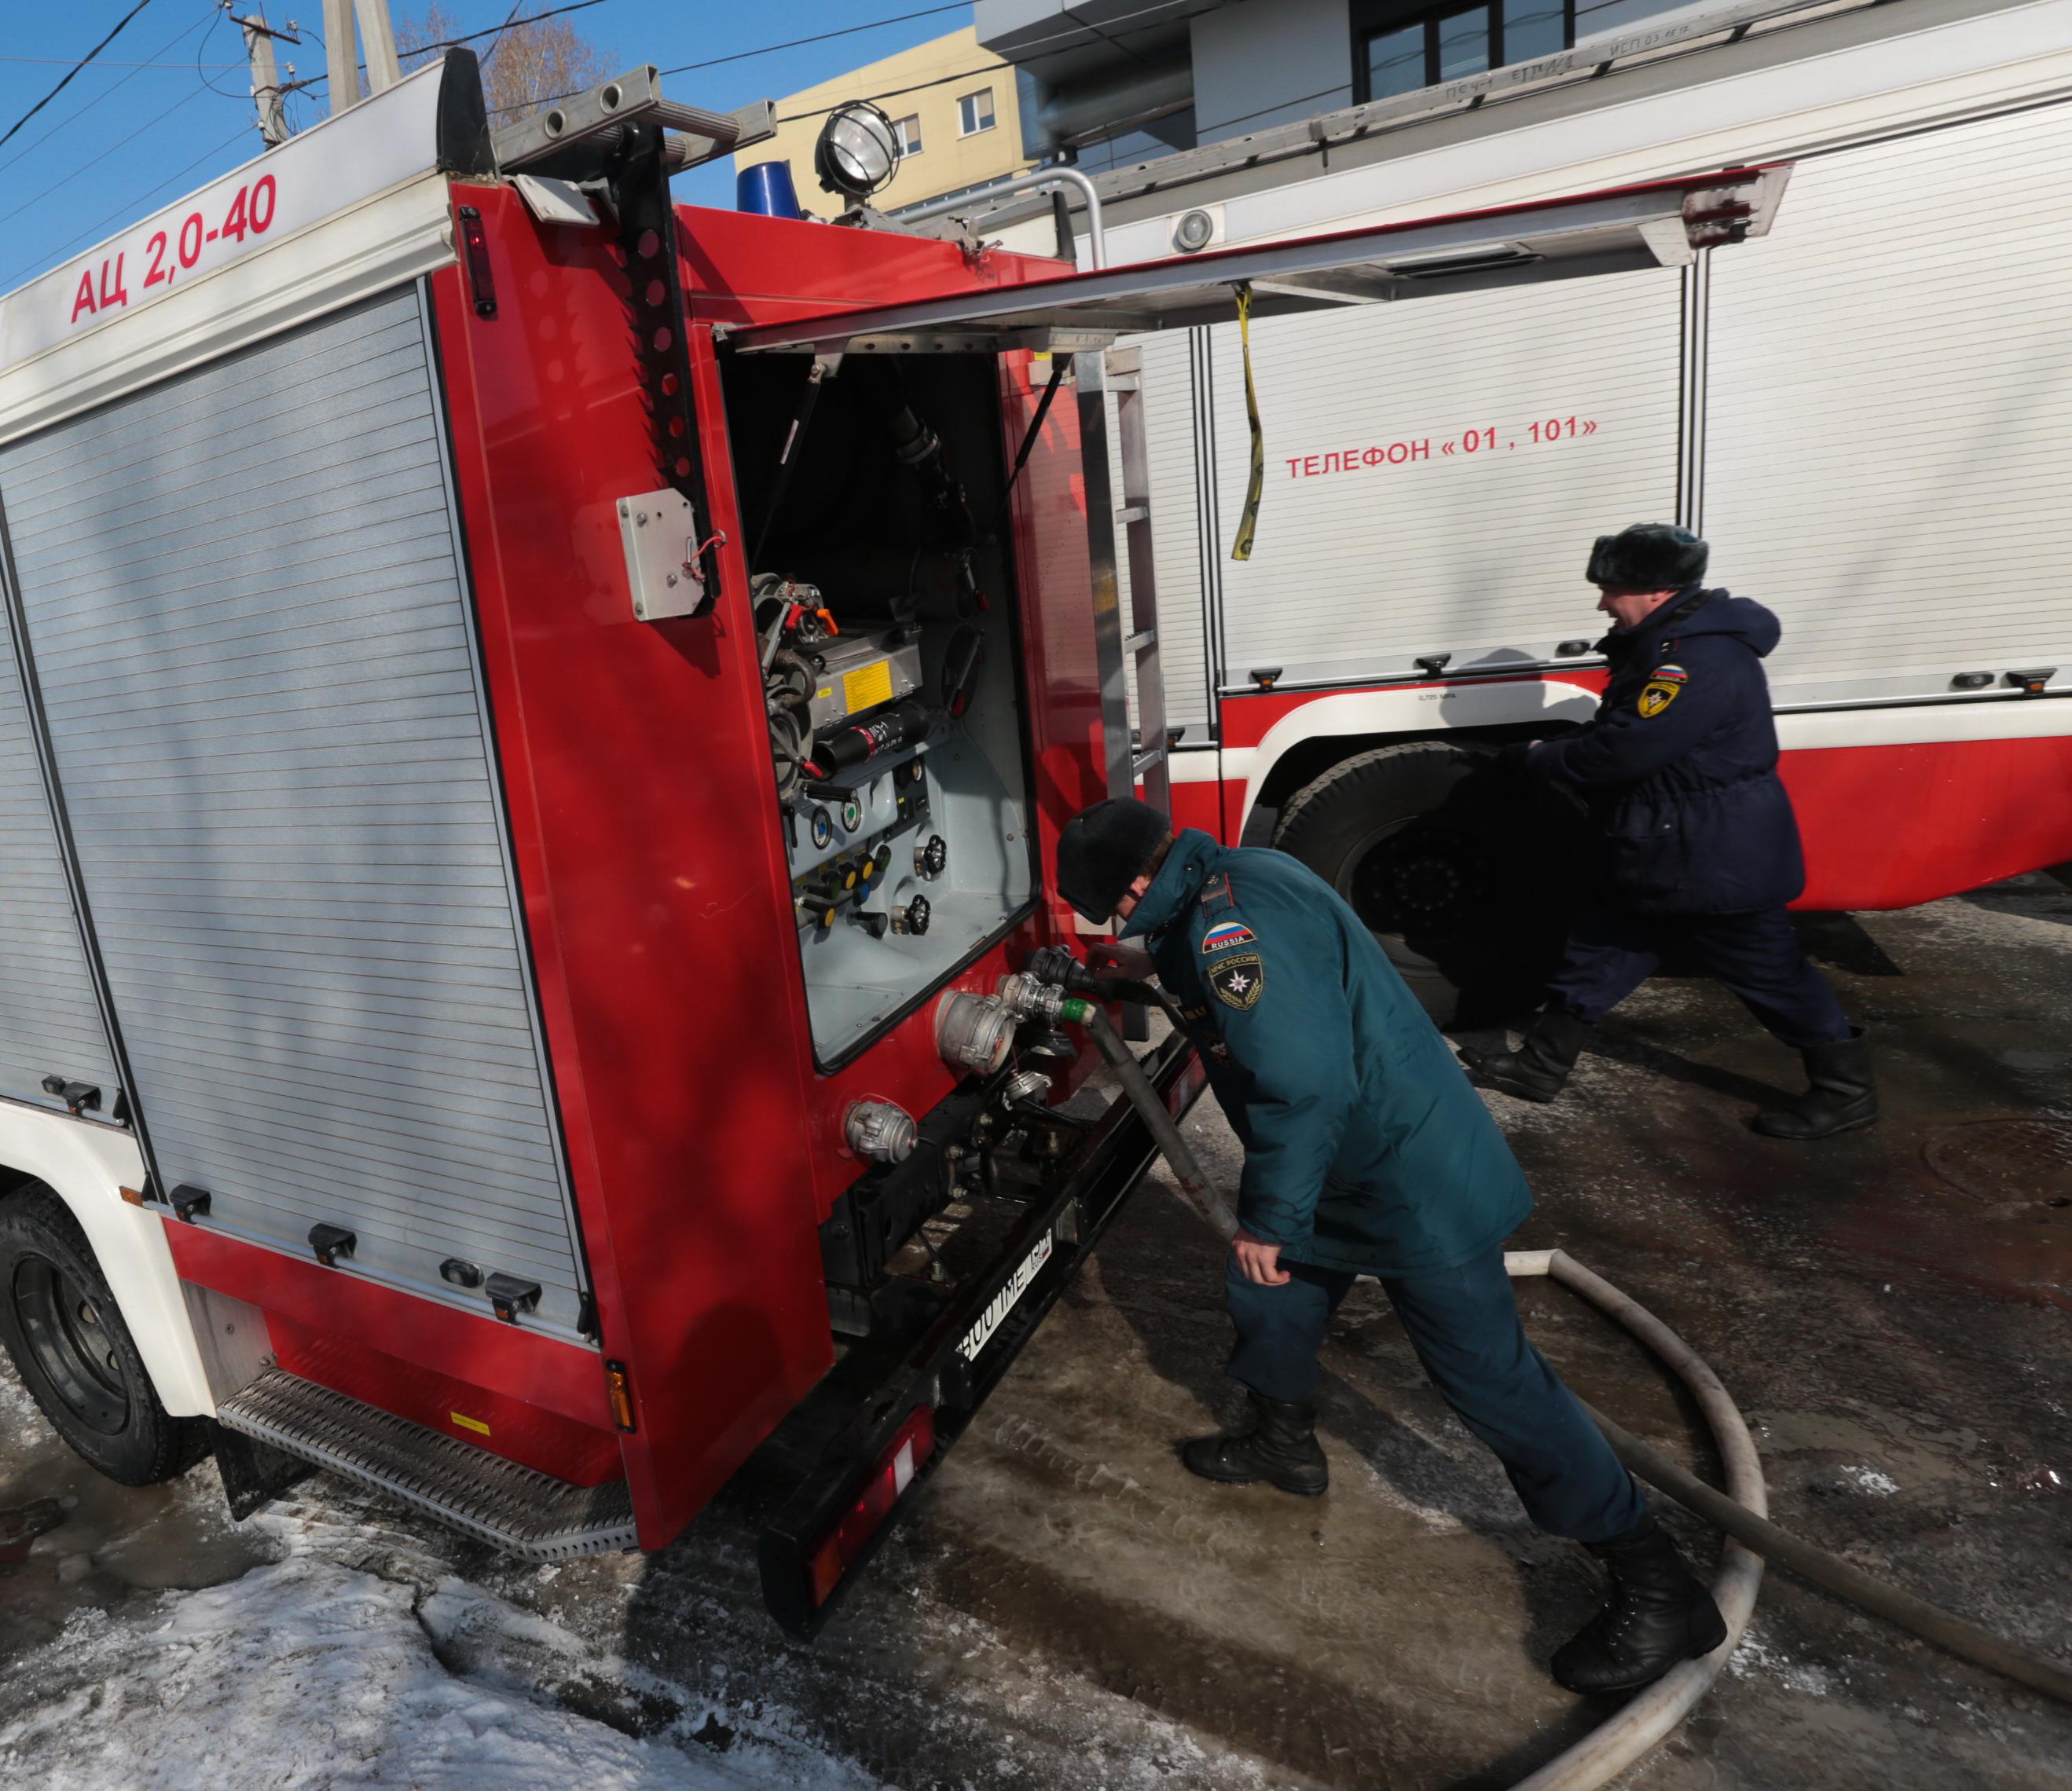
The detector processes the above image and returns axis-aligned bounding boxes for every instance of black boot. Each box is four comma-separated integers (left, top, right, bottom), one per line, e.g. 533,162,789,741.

1752,1026,1878,1140
1462,1008,1591,1104
1180,1390,1328,1496
1552,1516,1728,1694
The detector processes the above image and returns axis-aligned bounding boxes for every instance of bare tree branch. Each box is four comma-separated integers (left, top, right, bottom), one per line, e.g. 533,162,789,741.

394,4,611,123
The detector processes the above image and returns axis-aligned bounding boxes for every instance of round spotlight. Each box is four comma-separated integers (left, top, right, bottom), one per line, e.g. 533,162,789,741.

815,101,902,201
1172,208,1216,255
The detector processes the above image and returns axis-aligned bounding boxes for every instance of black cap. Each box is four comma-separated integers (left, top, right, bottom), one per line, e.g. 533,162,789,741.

1586,522,1708,591
1055,798,1171,923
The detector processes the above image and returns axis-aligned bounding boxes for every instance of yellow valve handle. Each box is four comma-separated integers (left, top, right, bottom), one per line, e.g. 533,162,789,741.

1230,280,1263,562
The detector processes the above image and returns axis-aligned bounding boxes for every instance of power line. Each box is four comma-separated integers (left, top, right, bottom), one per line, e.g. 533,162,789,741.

779,63,990,123
660,5,969,75
0,54,243,68
5,120,252,290
0,2,220,181
478,3,530,73
526,0,1124,115
1197,79,1350,137
299,0,610,90
0,80,215,236
414,0,607,55
774,0,1223,123
196,3,245,101
0,0,162,152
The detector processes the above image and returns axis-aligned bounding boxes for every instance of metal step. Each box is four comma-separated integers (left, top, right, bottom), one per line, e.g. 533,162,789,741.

217,1369,636,1561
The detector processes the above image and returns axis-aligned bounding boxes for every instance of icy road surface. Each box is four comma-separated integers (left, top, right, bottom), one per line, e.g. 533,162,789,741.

6,879,2072,1788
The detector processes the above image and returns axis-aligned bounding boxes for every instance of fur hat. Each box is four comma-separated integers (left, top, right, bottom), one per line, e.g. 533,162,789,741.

1586,523,1709,590
1056,798,1172,923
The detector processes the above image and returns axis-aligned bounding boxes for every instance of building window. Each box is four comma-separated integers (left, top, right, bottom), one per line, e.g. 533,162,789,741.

896,113,923,156
1355,0,1571,103
958,87,996,136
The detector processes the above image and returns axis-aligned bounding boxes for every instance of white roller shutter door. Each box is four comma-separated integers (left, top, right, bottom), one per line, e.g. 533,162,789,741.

0,288,589,1338
1705,102,2072,704
1196,270,1684,691
0,592,120,1115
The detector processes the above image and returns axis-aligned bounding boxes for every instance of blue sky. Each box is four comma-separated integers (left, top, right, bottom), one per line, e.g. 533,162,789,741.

0,2,977,295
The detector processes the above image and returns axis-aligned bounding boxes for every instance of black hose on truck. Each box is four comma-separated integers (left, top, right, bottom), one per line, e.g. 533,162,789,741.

1063,996,1238,1244
1021,958,2072,1789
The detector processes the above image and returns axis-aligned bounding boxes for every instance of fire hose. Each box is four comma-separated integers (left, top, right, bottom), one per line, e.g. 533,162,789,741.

1050,985,2072,1787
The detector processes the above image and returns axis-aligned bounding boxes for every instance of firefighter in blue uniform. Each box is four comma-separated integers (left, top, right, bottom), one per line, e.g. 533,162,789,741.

1055,798,1727,1694
1464,523,1877,1140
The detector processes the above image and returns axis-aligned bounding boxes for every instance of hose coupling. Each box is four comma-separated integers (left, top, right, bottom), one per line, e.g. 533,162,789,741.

1025,944,1099,992
1001,1069,1052,1107
996,971,1066,1024
936,991,1015,1075
845,1099,919,1164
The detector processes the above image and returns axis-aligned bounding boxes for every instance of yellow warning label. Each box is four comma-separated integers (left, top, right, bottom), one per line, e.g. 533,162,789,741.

843,659,894,714
450,1412,492,1437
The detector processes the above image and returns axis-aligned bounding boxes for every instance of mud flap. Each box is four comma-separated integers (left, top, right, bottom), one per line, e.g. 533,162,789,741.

757,1031,1202,1639
210,1420,317,1522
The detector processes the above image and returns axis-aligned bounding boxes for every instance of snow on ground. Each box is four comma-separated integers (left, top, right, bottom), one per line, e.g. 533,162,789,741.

2,1558,695,1790
0,1557,882,1791
1841,1466,1901,1496
0,1482,882,1791
1725,1624,1838,1699
0,1356,39,1425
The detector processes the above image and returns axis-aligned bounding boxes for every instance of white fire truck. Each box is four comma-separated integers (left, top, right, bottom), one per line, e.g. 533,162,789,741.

0,52,1787,1632
969,0,2072,1016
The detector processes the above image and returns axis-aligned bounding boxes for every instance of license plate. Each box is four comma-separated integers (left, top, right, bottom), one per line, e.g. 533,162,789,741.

957,1229,1055,1362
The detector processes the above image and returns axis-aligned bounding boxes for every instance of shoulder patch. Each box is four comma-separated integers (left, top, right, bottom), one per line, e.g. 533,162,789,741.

1637,678,1683,719
1652,662,1688,681
1197,872,1236,915
1208,951,1265,1011
1201,920,1256,953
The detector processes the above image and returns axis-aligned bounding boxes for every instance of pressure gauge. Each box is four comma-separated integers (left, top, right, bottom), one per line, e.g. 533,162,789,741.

809,806,834,849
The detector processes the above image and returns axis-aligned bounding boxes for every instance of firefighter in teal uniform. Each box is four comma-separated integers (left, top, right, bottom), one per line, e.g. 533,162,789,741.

1056,799,1726,1694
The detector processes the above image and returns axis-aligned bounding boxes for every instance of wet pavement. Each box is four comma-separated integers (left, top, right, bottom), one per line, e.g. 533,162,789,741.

4,877,2071,1787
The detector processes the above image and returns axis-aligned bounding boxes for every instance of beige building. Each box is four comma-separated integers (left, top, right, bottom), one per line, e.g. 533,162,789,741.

737,26,1029,214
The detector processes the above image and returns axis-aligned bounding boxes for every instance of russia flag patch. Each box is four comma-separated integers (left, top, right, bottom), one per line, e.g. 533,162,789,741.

1202,921,1256,953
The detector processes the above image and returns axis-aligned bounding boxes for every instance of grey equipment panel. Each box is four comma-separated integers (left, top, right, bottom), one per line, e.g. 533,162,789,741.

0,288,589,1339
0,581,119,1116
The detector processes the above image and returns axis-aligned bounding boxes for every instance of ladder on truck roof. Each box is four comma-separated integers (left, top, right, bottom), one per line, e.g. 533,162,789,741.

724,161,1794,822
1084,347,1171,813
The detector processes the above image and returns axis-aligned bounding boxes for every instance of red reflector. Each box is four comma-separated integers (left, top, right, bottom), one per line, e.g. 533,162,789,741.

458,204,497,318
806,1406,936,1610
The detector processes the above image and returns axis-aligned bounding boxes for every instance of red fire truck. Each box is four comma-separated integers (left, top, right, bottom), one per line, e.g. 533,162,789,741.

0,53,1788,1634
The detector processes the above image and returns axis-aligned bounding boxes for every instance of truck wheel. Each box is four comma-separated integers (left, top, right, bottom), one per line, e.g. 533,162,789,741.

0,1185,204,1486
1273,740,1580,1025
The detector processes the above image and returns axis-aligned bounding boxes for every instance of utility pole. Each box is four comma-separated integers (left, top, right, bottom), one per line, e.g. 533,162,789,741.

321,0,402,117
322,0,356,111
229,8,300,146
356,0,402,93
